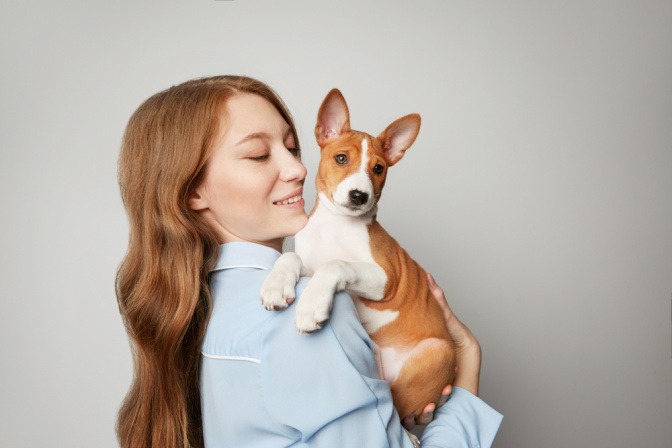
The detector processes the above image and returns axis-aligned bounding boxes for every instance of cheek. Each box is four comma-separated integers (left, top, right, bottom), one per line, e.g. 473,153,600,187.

206,167,267,215
372,173,386,196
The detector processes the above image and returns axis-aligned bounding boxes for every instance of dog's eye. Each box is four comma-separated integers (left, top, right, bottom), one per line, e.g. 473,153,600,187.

372,164,384,174
335,154,348,165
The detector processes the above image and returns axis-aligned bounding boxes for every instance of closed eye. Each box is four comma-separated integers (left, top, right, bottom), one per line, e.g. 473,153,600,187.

249,154,270,162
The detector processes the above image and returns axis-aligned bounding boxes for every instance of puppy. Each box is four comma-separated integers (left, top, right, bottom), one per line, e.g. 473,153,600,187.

261,89,455,422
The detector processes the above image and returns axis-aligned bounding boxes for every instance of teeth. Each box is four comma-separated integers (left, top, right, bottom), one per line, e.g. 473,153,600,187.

276,195,302,205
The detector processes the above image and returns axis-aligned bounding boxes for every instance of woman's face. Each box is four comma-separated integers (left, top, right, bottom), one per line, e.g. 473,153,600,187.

190,93,308,251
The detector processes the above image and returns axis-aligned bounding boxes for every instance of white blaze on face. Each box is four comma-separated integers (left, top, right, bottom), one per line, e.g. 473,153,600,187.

332,137,374,212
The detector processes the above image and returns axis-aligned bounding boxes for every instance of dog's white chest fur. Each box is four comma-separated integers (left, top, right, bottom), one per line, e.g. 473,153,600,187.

294,194,398,335
295,193,376,274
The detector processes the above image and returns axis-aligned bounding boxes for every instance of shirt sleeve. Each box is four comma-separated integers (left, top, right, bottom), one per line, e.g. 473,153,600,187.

261,284,502,447
421,387,503,448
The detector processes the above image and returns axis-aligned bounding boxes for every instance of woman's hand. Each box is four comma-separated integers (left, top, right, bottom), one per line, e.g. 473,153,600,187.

402,385,453,430
401,274,482,430
428,273,482,397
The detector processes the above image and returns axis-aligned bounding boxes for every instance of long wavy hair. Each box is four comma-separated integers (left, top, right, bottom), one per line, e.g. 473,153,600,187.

116,75,299,447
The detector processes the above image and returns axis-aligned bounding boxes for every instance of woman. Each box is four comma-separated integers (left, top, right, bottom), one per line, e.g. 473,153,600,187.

116,75,502,447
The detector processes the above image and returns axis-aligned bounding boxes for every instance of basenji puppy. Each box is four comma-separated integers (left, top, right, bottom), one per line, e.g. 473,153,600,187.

261,89,456,422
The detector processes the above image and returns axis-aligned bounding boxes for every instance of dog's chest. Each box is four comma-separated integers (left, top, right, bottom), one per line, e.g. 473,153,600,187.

295,202,376,275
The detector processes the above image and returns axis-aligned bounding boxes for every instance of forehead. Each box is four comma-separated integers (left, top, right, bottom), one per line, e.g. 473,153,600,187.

323,131,383,157
221,93,291,142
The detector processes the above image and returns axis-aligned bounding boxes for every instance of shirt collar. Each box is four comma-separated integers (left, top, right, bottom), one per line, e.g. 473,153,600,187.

210,242,282,273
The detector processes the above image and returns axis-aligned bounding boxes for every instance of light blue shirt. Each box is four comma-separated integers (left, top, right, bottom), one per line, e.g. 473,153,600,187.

201,242,502,447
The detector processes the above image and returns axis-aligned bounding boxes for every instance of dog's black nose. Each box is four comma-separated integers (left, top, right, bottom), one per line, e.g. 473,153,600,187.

349,189,369,206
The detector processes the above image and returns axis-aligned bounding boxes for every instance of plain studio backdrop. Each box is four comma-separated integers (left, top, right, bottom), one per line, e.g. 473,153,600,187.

1,1,670,447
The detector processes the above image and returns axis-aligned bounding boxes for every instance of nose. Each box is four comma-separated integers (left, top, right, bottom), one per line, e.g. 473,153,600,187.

348,189,369,206
279,149,307,183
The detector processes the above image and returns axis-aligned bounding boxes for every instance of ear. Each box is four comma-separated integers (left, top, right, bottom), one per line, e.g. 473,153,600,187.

314,88,351,147
377,113,421,166
188,187,208,211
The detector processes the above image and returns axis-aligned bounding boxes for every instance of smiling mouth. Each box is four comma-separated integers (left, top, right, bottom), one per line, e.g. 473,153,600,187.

274,194,303,205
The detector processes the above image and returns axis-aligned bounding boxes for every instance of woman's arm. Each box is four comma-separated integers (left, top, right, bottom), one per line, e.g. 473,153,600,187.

261,279,501,447
262,288,417,447
419,274,502,447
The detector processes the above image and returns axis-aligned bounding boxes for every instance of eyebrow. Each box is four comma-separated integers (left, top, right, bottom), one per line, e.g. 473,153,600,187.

235,127,293,147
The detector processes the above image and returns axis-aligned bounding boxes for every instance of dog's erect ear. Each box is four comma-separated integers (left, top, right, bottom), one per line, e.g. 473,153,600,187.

315,89,351,147
378,114,421,166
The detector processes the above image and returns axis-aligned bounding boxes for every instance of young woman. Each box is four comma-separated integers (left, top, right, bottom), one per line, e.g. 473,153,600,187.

116,75,502,447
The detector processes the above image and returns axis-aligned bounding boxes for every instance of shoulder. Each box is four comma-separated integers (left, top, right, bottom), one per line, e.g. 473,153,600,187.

263,278,377,374
258,280,388,422
202,267,275,359
203,270,376,367
202,270,405,443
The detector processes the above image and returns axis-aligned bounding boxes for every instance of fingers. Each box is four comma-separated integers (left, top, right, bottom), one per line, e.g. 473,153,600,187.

403,384,453,429
416,403,436,426
427,272,473,348
401,402,436,430
438,384,452,406
402,415,415,430
427,272,482,397
427,273,452,321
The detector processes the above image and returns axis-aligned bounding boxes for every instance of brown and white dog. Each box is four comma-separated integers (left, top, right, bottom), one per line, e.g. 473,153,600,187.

261,89,455,421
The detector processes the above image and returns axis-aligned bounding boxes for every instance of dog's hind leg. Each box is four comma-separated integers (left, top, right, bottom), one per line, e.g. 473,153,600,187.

389,338,456,420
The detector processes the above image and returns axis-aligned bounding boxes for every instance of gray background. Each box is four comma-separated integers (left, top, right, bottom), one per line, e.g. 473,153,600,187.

1,1,670,447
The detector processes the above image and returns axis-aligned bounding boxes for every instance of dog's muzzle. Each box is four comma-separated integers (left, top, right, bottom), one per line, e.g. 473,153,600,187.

349,189,369,206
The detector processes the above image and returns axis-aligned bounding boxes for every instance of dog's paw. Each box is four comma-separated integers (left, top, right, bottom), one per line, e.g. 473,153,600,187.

294,285,333,334
260,270,297,311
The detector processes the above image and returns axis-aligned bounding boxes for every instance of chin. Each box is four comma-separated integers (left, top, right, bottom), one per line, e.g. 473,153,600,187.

289,214,309,234
272,215,308,240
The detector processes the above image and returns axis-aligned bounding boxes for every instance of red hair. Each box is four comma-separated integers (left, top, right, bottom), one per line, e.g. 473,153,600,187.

116,75,299,447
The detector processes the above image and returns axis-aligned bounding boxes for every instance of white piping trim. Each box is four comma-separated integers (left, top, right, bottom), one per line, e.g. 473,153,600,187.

211,264,270,273
201,353,261,364
222,264,269,269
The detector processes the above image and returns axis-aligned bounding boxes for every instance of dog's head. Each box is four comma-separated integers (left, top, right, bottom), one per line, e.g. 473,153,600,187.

313,88,421,217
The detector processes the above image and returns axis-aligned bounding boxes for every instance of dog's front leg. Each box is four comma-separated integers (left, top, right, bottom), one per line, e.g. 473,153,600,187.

294,260,387,333
260,252,304,310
